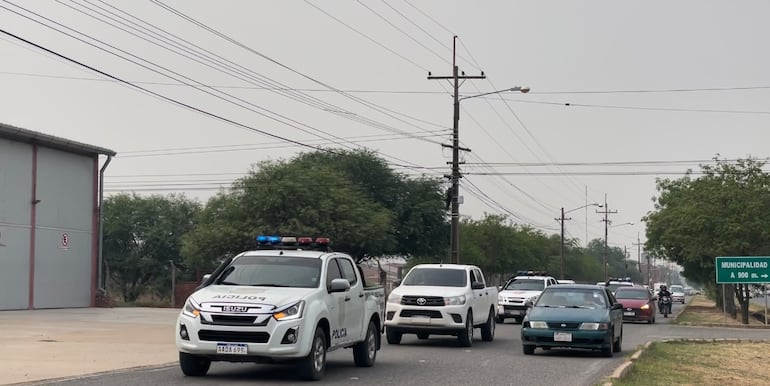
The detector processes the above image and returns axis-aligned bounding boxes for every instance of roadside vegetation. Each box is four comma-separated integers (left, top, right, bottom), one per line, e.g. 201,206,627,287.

101,149,647,304
613,340,770,386
675,295,767,326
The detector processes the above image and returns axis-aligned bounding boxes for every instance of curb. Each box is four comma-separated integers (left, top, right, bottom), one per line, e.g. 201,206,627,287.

603,338,770,385
7,362,178,386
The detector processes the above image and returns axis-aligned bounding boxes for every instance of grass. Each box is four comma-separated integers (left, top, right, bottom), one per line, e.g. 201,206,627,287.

674,295,767,326
612,341,770,386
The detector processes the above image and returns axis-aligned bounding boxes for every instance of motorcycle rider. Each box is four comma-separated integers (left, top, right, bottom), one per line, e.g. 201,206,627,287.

657,285,672,317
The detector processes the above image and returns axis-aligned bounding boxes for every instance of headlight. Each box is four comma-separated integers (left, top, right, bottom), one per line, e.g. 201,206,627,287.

641,304,650,310
273,301,305,321
387,293,402,304
579,322,608,330
528,321,548,329
182,298,201,318
444,295,466,305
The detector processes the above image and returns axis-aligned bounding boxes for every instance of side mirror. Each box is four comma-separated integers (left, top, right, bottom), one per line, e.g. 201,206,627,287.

201,274,211,284
652,296,658,301
612,303,623,310
471,281,485,290
329,278,351,293
394,279,402,287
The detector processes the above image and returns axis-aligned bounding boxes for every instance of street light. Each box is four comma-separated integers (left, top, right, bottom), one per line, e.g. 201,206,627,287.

446,85,530,264
558,203,602,280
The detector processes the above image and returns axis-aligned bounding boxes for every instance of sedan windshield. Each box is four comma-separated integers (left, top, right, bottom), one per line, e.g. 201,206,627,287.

503,279,544,291
615,289,650,300
402,268,467,287
216,255,322,288
670,285,684,293
536,288,608,309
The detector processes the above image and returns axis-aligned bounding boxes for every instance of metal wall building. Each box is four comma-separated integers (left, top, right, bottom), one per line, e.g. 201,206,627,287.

0,122,115,310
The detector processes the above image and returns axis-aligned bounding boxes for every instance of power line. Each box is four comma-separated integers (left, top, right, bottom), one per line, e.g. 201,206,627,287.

498,98,770,115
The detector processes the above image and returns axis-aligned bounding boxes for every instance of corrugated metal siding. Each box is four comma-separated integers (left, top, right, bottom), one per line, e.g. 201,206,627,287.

0,138,32,310
32,147,94,309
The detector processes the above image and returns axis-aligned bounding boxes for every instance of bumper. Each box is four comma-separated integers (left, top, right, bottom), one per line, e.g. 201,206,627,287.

521,328,611,349
175,313,311,360
384,303,467,332
497,304,528,319
672,296,685,303
621,308,654,322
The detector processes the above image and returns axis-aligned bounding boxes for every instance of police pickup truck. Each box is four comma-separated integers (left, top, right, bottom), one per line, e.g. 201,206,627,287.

497,271,558,323
384,264,498,347
175,236,385,381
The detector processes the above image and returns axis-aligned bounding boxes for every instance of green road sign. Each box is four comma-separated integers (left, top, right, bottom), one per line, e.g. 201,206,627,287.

716,256,770,284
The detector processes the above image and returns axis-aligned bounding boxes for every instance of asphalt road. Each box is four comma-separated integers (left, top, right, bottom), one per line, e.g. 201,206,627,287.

41,302,768,386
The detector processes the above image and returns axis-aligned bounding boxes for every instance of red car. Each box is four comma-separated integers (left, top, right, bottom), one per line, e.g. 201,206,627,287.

614,287,656,324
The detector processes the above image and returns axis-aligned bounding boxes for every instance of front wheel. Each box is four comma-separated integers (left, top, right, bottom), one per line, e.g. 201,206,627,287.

353,320,378,367
298,327,326,380
385,327,402,345
179,352,210,377
522,345,535,355
457,311,474,347
481,308,495,341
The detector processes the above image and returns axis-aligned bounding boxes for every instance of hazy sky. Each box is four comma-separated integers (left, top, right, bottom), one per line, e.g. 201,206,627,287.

2,1,769,258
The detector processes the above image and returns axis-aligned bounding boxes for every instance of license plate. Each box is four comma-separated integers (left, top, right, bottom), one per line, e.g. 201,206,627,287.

554,332,572,342
624,311,635,316
411,316,430,324
216,343,248,355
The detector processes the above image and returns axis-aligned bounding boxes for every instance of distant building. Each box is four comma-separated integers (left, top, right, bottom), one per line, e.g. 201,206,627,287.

0,122,115,310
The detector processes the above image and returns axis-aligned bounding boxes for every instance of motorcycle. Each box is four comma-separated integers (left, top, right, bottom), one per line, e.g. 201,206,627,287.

658,296,672,318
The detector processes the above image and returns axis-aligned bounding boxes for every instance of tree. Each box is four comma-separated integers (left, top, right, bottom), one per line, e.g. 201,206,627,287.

645,157,770,323
103,193,200,302
182,149,448,269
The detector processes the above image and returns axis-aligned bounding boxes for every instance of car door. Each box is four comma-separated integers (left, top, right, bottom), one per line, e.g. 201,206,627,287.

471,268,488,324
337,257,364,343
325,258,347,348
605,288,622,338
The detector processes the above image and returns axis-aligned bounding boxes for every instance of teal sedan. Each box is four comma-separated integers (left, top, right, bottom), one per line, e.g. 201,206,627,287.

521,284,623,357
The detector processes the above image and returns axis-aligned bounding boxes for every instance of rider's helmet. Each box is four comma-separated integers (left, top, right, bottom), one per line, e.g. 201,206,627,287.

660,285,667,291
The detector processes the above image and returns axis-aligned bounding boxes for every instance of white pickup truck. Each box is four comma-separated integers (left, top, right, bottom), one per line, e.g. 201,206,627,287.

175,236,385,381
496,272,558,323
384,264,498,347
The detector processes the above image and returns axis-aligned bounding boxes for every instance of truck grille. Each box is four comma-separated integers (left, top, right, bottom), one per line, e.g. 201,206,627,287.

198,330,270,343
401,296,445,306
400,309,442,318
203,315,269,326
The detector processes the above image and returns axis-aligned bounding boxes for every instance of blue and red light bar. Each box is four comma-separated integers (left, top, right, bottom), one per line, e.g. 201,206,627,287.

255,235,331,250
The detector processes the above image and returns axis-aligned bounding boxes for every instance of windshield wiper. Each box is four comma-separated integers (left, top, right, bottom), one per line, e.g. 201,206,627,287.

218,281,239,285
565,305,593,309
250,284,289,287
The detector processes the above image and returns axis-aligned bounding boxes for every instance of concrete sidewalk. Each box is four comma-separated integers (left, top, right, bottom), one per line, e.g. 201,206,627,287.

0,307,180,385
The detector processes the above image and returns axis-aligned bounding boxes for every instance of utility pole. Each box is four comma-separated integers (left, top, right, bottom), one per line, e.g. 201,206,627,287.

597,194,617,281
428,36,485,264
556,207,571,280
633,232,643,282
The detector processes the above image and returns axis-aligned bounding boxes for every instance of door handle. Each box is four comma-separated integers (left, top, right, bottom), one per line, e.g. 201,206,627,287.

359,293,364,298
344,296,351,302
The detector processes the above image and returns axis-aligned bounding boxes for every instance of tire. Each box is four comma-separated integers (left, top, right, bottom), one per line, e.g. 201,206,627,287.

495,315,505,324
179,352,211,377
480,308,495,342
613,329,622,353
353,320,378,367
601,331,614,357
298,327,326,381
513,317,523,324
385,327,402,345
457,311,474,347
416,333,429,340
522,345,535,355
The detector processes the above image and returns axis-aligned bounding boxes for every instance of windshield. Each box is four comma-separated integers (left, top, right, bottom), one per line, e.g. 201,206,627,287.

536,288,608,309
503,279,544,291
402,268,467,287
670,285,684,293
216,255,322,288
615,289,650,300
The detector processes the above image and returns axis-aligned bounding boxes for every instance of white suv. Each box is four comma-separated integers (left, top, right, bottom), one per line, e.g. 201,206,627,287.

496,273,558,323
